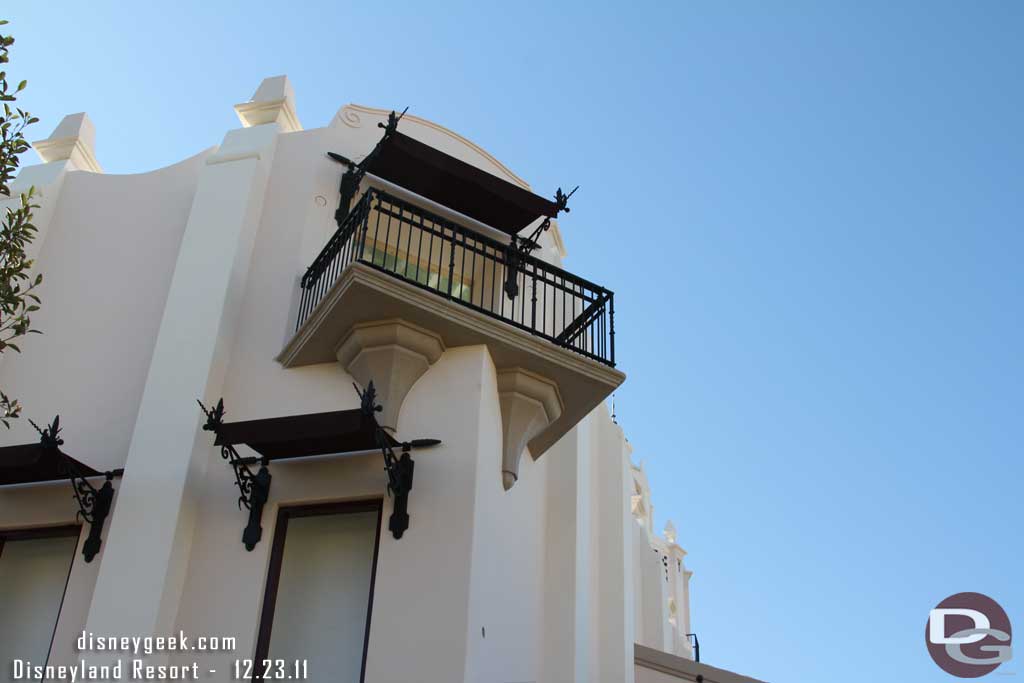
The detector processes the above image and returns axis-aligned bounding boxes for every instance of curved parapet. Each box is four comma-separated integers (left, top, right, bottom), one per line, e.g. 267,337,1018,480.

332,103,531,190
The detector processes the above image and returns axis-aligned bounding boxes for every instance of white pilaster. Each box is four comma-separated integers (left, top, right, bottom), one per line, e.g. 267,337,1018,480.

0,114,101,388
541,418,592,683
595,410,636,683
664,521,693,657
82,80,287,655
363,346,495,683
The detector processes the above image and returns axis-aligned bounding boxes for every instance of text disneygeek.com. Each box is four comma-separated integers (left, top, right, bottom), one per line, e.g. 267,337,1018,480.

8,631,310,680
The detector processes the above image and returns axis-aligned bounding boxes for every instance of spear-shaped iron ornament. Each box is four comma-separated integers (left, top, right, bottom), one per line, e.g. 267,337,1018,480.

29,416,121,562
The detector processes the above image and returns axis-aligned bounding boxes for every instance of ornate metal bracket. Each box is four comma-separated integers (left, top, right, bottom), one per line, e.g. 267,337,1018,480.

328,107,409,226
198,399,271,551
30,416,122,563
355,381,440,539
503,185,578,300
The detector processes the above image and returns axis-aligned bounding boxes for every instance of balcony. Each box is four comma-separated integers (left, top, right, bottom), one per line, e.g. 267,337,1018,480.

295,188,616,367
278,135,625,461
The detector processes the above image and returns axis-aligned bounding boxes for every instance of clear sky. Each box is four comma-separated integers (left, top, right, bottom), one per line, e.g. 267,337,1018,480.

8,2,1022,681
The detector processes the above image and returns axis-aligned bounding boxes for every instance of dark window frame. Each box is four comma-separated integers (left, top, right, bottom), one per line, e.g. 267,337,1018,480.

0,525,82,670
252,499,383,683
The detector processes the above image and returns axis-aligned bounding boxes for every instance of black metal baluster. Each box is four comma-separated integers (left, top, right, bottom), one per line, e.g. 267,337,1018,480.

460,229,468,299
530,267,538,332
488,246,496,314
382,199,394,270
446,228,456,299
609,293,615,366
413,214,423,285
426,219,436,292
561,275,566,345
470,238,478,306
360,195,374,263
404,207,414,280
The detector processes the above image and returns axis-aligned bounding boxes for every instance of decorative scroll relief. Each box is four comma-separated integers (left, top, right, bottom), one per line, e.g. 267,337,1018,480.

338,106,363,129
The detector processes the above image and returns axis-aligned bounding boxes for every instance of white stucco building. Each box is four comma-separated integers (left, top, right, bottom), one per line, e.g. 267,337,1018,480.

0,77,762,683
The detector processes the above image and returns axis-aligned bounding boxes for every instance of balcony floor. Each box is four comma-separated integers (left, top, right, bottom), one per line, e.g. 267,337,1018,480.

278,262,625,456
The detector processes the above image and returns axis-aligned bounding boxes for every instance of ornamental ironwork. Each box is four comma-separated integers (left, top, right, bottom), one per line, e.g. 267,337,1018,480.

29,416,120,562
198,399,271,551
355,381,439,539
503,185,577,300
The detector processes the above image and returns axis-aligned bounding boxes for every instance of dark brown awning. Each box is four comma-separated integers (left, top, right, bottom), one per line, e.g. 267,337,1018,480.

0,443,102,486
214,409,397,461
363,131,559,236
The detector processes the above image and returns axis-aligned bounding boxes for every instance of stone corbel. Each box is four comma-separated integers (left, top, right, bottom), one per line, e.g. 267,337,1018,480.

336,319,445,431
497,368,563,491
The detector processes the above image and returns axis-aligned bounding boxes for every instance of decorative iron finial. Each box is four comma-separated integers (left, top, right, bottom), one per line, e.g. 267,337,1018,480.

198,398,225,433
350,381,439,539
197,397,271,551
378,107,409,136
29,415,117,563
554,185,578,215
30,416,64,450
356,381,383,418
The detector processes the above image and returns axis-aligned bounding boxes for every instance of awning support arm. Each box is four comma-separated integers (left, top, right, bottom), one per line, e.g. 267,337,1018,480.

354,381,440,539
198,399,271,551
328,107,409,226
29,416,122,563
503,185,578,300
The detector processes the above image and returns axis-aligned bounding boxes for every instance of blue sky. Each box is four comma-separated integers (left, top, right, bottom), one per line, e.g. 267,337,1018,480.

8,2,1022,681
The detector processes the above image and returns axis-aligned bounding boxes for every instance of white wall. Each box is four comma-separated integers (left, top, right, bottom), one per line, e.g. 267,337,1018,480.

0,151,207,466
0,148,207,673
463,352,547,683
0,84,697,683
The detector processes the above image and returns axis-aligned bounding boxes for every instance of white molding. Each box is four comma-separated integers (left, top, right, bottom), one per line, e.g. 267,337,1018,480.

635,644,766,683
234,75,302,133
31,112,103,172
279,263,623,387
234,98,302,133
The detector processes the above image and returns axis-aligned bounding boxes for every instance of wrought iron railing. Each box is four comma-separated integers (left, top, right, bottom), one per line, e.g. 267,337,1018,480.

297,188,616,367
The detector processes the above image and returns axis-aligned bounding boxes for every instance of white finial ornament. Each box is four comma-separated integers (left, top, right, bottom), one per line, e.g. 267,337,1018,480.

234,75,302,132
32,112,102,172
